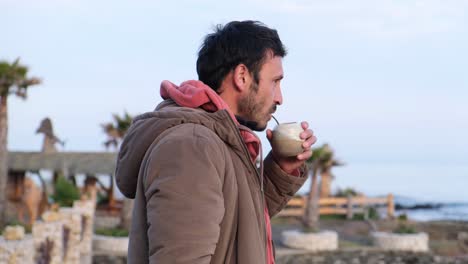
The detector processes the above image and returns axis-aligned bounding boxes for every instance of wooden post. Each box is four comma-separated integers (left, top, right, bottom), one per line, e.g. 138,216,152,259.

346,195,353,219
387,193,394,219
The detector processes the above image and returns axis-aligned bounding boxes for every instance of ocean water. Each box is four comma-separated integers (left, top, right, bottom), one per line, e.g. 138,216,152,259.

397,202,468,221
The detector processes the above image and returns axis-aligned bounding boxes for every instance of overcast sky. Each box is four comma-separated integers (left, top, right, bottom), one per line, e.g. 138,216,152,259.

2,0,468,200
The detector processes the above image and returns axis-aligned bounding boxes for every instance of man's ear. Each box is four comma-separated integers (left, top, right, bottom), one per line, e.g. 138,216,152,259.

233,64,252,92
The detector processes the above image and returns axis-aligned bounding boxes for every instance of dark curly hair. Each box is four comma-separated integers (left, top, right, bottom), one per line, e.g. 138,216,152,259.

197,20,287,91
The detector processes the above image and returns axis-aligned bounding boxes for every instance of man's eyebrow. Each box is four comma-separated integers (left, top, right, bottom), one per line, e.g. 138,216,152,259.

274,74,284,81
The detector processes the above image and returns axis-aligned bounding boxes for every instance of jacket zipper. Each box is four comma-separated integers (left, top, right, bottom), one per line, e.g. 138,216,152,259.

221,110,268,262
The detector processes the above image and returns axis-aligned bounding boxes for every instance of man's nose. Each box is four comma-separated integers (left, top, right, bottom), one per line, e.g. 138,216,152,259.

275,87,283,105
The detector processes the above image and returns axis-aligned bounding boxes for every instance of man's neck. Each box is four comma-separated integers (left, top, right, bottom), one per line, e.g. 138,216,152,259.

218,92,239,116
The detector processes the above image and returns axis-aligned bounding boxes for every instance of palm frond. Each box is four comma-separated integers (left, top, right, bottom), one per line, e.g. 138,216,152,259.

0,58,41,98
102,111,135,149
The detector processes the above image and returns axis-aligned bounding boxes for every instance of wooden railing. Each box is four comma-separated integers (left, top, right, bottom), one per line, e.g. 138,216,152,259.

277,194,395,219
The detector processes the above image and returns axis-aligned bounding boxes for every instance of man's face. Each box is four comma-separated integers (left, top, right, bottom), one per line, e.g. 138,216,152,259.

238,55,284,131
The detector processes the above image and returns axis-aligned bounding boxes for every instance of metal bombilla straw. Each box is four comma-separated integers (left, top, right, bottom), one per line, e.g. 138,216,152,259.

271,115,280,125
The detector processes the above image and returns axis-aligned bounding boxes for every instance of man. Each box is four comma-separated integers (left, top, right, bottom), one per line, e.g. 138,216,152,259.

115,20,317,264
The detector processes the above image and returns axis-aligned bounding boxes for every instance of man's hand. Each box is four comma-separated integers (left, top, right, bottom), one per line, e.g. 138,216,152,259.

266,121,317,174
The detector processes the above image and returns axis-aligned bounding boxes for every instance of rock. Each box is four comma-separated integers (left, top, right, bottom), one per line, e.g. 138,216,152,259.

2,226,25,241
41,211,61,222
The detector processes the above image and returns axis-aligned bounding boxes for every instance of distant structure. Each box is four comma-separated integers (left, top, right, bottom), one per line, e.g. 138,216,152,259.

8,151,118,209
36,117,64,153
4,117,119,225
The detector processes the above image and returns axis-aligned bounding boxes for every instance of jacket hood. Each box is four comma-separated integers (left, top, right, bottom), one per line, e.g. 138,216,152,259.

115,101,248,198
161,80,259,159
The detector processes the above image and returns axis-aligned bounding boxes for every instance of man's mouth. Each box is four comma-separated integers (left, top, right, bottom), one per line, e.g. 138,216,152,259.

271,104,278,114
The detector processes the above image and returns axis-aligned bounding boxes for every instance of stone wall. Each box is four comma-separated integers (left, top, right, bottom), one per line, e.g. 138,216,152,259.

60,207,82,264
73,200,95,264
0,198,96,264
33,219,64,264
0,235,34,263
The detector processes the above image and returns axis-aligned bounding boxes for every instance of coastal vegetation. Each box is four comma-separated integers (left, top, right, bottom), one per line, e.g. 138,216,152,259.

51,176,81,207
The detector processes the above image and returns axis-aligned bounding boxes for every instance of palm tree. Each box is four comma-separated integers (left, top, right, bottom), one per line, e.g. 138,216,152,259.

319,146,344,198
0,58,41,226
101,111,134,231
302,144,342,230
102,111,133,149
302,145,327,231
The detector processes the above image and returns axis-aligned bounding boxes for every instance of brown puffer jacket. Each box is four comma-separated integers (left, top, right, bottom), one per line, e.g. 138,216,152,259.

115,100,307,264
